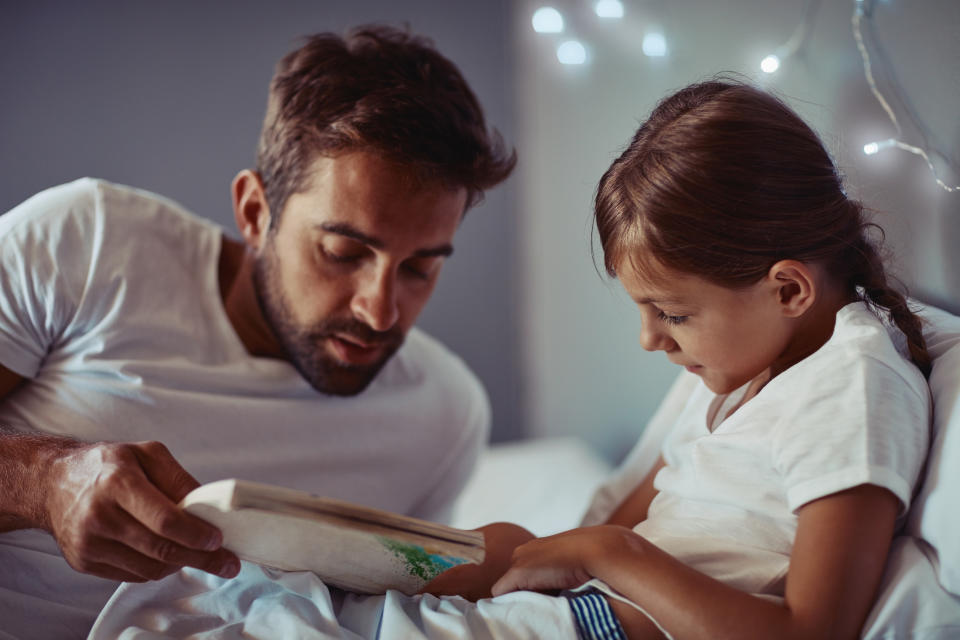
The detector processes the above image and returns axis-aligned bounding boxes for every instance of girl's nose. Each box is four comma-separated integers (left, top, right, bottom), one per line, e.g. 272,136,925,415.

639,323,676,352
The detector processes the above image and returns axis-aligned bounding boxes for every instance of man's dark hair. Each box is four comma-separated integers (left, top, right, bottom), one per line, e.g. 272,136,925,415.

256,24,516,222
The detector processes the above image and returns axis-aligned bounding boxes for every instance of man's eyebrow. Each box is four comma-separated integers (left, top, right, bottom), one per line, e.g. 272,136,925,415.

317,222,454,258
413,244,454,258
318,223,384,249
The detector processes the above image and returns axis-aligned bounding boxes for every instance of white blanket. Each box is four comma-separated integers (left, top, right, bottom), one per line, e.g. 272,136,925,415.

88,562,580,640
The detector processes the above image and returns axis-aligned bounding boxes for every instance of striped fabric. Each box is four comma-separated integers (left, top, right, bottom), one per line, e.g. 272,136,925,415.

567,590,627,640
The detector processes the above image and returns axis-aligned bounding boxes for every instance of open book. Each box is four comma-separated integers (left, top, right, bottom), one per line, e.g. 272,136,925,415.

180,479,485,595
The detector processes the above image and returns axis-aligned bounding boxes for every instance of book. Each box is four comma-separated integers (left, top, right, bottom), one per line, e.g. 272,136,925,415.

179,478,486,595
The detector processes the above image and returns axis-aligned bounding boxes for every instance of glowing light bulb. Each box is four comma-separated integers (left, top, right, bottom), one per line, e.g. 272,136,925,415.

532,7,564,33
557,40,587,65
595,0,624,18
863,139,897,155
642,32,668,57
760,54,781,73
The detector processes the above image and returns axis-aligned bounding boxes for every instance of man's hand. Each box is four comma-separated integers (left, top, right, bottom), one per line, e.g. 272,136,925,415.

421,522,536,601
44,440,240,582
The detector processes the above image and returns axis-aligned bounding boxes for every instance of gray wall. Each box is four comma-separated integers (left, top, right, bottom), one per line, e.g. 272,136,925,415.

0,1,523,443
3,1,957,463
515,0,960,461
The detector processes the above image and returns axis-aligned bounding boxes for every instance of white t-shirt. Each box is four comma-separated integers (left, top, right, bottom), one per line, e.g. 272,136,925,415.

633,302,931,596
0,178,490,639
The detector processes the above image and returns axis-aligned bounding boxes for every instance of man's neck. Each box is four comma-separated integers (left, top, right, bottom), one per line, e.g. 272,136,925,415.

218,235,285,358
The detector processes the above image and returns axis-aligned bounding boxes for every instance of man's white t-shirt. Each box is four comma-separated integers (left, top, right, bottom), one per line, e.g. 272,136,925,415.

0,178,490,638
634,301,932,596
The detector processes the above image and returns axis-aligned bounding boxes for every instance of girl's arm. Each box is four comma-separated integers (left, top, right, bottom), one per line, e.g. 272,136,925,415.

421,521,536,601
604,456,666,527
494,484,899,640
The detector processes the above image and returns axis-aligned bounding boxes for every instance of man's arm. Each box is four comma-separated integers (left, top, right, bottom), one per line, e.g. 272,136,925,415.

0,363,240,582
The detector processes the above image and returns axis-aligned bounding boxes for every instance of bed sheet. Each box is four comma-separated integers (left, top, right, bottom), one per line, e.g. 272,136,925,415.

450,437,613,537
87,438,611,639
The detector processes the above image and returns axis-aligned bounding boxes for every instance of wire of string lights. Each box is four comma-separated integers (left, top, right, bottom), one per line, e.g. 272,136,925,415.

760,0,823,74
853,0,958,193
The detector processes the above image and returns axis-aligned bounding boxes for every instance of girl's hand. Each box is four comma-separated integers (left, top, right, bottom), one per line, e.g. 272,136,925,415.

491,525,640,596
421,522,536,601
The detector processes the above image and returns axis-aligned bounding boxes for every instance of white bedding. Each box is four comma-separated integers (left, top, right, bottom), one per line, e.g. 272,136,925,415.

89,297,960,640
88,438,610,640
88,561,581,640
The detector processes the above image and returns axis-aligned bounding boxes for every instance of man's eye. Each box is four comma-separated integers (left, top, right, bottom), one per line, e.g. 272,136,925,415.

657,310,688,325
402,257,441,281
403,264,430,280
320,246,361,264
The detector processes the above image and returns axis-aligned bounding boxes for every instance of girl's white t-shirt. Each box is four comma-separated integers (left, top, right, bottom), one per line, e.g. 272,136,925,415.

634,302,932,596
0,178,490,638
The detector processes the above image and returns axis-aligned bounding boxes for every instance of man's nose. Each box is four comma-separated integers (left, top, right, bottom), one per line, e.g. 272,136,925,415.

350,268,400,332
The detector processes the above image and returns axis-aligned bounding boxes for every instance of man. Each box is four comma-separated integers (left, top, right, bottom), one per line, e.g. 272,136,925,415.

0,25,514,638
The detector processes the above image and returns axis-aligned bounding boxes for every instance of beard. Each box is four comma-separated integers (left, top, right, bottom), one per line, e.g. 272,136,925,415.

251,242,405,396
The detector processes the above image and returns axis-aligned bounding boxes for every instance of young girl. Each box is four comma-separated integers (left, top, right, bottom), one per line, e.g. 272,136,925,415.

429,79,932,639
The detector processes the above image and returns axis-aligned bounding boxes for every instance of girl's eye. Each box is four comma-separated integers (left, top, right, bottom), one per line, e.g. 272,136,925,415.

657,310,688,325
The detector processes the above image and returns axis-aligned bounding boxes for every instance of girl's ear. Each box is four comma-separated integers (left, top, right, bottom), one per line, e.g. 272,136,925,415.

231,169,273,250
767,260,817,318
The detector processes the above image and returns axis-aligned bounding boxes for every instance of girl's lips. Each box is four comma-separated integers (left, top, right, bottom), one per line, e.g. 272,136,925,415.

685,365,703,372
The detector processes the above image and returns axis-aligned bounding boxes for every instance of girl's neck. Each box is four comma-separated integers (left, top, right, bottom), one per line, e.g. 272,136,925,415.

769,282,858,382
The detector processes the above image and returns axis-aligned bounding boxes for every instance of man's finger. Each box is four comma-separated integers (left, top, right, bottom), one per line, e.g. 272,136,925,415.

114,467,223,552
106,509,239,579
132,441,201,503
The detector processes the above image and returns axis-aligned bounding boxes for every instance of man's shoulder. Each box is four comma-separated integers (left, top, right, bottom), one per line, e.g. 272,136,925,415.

398,328,484,389
384,327,490,413
2,178,218,238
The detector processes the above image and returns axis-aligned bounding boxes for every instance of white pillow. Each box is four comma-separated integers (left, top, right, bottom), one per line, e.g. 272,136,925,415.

905,303,960,596
862,536,960,639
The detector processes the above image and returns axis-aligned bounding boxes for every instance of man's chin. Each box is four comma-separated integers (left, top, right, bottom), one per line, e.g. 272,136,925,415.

298,360,387,396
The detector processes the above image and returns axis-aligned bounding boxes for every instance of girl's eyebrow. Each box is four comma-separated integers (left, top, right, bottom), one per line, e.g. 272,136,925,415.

635,296,686,305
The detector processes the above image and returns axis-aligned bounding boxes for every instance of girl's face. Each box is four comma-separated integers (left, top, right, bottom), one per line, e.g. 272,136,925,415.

617,260,793,395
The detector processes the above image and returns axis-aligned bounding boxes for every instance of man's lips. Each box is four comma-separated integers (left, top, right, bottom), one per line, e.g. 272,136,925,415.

327,334,390,365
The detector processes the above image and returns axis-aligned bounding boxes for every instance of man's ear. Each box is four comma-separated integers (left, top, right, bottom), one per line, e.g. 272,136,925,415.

231,169,272,250
766,260,817,318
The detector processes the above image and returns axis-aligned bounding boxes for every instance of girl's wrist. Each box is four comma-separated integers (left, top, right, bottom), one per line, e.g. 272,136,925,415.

584,525,648,578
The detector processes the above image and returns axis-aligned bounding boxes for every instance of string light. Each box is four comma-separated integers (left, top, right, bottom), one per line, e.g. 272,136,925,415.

594,0,624,19
557,40,588,65
532,7,564,34
642,32,668,58
853,1,958,192
760,0,822,74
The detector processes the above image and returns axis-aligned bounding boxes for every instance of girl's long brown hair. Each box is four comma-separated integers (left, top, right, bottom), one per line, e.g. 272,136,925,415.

595,80,930,377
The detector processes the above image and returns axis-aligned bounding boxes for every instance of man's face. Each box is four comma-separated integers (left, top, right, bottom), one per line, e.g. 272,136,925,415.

253,151,466,395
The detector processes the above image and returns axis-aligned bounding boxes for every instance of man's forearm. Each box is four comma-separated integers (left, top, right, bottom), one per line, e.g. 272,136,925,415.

0,431,81,532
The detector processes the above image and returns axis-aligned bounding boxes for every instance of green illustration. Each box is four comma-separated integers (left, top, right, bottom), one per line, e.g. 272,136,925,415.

378,538,470,581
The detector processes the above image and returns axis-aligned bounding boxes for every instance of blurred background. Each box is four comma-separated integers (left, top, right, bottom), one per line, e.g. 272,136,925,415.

2,0,957,464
